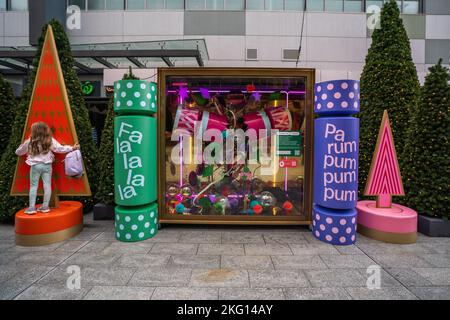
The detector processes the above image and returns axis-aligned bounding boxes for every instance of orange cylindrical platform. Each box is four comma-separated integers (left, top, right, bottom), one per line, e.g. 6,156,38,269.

15,201,83,246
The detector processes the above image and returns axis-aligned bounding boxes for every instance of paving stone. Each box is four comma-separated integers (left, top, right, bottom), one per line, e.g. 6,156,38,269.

357,268,403,288
422,243,450,254
94,231,117,241
129,267,192,287
178,231,221,244
369,253,433,268
62,252,122,266
7,242,64,253
271,255,327,270
245,244,292,256
138,231,181,243
0,265,53,300
222,232,265,244
385,268,433,287
263,232,307,244
0,251,22,265
356,243,434,255
53,240,90,253
413,268,450,286
152,287,218,300
284,287,352,300
0,239,16,251
289,243,340,255
220,288,285,300
38,266,136,287
78,241,112,253
249,270,310,288
198,244,244,256
221,255,274,270
305,269,367,287
151,243,198,255
408,287,450,300
101,241,154,254
169,255,220,268
116,253,170,268
190,269,249,288
345,287,417,300
83,286,155,300
334,245,364,255
67,231,102,241
10,251,73,267
420,254,450,267
14,284,91,300
320,254,377,269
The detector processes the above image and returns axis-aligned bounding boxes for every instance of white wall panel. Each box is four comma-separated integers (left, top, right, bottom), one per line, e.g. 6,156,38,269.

68,12,124,38
246,12,306,36
4,12,28,37
124,12,183,36
307,37,368,62
426,15,450,39
410,39,425,64
202,36,245,61
306,12,367,38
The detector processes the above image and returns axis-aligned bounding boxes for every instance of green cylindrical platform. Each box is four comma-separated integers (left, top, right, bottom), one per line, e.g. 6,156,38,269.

115,204,158,242
114,115,157,206
114,80,157,115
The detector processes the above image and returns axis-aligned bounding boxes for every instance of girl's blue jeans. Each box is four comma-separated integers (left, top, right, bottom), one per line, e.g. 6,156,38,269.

29,163,52,209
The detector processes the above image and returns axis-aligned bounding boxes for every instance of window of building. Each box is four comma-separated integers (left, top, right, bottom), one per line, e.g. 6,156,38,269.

285,0,305,11
166,0,184,9
127,0,145,9
403,0,419,14
265,0,283,10
307,0,324,11
225,0,244,10
69,0,87,10
325,0,343,11
246,0,264,10
206,0,224,10
88,0,106,10
0,0,6,11
106,0,125,10
10,0,28,10
344,0,362,12
186,0,204,9
147,0,165,9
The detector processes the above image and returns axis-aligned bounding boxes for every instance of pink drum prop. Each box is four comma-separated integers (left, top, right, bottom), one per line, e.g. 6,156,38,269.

243,111,272,138
173,106,201,135
201,111,229,133
266,107,292,131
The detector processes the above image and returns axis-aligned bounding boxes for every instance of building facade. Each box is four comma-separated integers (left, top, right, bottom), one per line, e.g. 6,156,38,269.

0,0,449,92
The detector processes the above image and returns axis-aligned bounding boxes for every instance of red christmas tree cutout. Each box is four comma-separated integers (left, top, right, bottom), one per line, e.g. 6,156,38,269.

11,25,91,198
364,110,404,208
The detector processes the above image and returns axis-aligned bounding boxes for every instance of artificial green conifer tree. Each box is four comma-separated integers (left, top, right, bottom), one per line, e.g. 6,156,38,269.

0,20,97,221
359,0,420,198
403,60,450,219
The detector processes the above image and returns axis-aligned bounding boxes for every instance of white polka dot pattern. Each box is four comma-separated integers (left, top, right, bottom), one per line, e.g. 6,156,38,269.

114,80,157,115
314,80,360,115
115,204,158,242
311,205,357,246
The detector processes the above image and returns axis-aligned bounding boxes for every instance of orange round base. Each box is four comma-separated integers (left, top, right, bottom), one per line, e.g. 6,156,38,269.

15,201,83,247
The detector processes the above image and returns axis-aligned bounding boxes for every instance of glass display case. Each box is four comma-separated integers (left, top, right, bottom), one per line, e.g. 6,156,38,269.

157,68,315,225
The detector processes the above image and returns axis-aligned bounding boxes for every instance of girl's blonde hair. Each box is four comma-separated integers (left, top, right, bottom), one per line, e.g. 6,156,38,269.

28,122,52,156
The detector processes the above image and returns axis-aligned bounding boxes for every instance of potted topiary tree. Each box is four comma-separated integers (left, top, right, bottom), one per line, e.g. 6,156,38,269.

94,68,139,220
404,60,450,236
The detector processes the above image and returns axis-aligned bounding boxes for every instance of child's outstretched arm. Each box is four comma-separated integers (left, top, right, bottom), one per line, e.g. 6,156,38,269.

15,138,30,156
51,138,76,154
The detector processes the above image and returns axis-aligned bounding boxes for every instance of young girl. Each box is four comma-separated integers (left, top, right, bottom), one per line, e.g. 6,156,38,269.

15,122,79,215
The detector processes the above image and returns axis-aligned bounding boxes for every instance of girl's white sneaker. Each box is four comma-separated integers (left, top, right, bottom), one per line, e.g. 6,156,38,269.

38,207,51,213
24,208,37,215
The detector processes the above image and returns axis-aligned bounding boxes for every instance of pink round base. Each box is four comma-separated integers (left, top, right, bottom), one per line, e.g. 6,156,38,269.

357,201,417,234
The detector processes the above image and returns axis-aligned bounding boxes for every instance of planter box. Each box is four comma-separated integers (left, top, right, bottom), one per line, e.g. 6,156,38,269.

418,215,450,237
93,203,115,221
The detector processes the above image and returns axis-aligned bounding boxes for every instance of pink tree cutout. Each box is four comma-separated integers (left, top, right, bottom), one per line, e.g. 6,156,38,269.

364,110,405,208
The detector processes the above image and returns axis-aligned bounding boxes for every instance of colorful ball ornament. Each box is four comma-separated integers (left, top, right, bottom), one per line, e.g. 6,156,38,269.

175,203,186,214
253,204,263,215
181,185,193,198
282,201,294,212
250,200,260,209
167,184,178,198
259,191,277,208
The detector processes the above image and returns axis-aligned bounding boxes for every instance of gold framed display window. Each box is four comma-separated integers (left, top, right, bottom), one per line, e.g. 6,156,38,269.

157,68,315,225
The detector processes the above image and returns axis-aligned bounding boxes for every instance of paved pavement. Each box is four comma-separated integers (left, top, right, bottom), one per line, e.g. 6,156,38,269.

0,213,449,300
